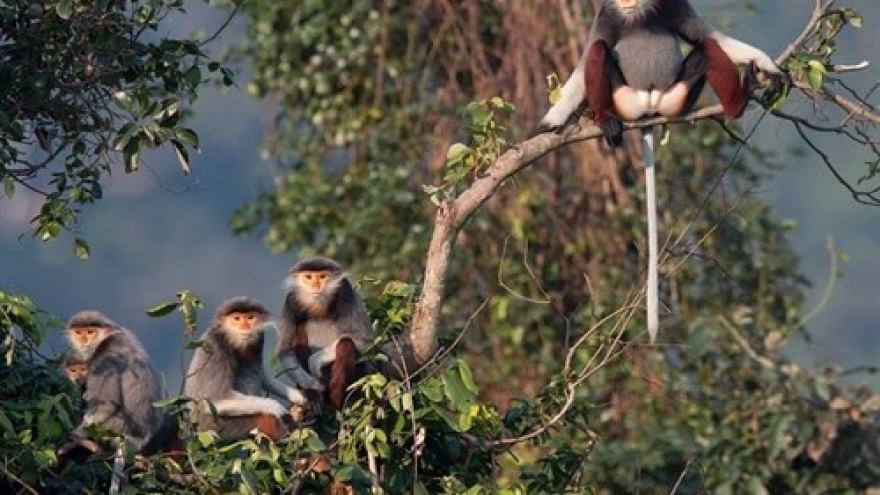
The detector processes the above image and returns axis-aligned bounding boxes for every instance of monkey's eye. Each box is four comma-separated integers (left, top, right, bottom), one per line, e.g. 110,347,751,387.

318,273,329,281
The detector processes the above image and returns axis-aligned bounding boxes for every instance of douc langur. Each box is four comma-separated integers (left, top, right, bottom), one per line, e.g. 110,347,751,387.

536,0,780,341
61,311,173,457
276,257,374,412
183,296,305,441
63,353,89,393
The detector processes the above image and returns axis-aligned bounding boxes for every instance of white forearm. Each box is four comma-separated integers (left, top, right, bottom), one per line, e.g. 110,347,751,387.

261,370,307,405
279,355,324,391
207,394,287,418
710,31,779,73
308,343,337,377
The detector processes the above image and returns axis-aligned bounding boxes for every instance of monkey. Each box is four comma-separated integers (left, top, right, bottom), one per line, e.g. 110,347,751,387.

536,0,781,143
183,296,306,441
63,353,89,393
276,256,374,412
61,310,170,455
535,0,781,342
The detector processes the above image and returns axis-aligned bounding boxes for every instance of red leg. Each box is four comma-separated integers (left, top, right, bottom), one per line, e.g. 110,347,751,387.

585,40,615,125
328,337,359,410
585,40,625,146
205,413,286,442
252,413,286,442
704,38,748,119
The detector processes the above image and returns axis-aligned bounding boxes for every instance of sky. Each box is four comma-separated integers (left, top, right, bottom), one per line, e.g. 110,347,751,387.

1,1,877,391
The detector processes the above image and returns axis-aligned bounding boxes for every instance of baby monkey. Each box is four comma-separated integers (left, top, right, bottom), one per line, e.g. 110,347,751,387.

63,353,89,393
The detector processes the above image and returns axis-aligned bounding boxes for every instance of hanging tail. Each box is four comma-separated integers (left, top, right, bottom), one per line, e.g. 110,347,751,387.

642,129,659,342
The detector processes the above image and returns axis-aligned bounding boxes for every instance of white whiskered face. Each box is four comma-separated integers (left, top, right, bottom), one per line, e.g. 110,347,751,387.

221,311,267,349
66,326,115,360
609,0,657,23
286,269,344,313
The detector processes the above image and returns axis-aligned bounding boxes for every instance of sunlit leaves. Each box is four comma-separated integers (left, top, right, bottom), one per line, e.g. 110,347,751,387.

0,0,228,250
147,289,204,334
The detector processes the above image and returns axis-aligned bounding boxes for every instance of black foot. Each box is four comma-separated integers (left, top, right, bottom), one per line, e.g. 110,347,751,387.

600,119,624,147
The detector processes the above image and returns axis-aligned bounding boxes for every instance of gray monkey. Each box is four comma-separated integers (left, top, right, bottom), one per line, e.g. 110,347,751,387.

63,310,168,453
276,256,374,411
183,296,304,440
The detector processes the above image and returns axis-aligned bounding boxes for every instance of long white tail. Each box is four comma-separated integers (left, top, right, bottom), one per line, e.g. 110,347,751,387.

642,129,659,342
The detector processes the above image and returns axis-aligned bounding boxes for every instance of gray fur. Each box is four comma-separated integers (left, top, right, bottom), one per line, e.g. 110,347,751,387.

67,311,165,448
613,26,682,91
276,258,373,386
537,0,776,131
183,297,302,435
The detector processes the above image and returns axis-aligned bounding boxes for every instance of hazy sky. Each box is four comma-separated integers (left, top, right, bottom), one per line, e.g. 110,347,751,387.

1,1,877,391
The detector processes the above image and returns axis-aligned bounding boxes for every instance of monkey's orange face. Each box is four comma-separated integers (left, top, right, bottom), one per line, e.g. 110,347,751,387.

222,311,266,349
66,363,88,382
613,0,651,18
297,270,332,294
225,311,265,331
68,327,100,348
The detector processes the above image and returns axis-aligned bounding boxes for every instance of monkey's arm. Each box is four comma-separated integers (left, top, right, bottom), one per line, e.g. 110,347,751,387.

206,392,288,418
260,365,308,406
307,337,368,378
536,6,620,134
675,7,779,73
277,352,325,391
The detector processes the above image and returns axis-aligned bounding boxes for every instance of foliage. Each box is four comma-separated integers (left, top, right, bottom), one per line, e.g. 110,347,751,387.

0,291,111,494
0,0,232,252
2,0,880,494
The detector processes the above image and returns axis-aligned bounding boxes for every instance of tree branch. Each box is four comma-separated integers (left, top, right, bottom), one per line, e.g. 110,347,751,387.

404,0,880,368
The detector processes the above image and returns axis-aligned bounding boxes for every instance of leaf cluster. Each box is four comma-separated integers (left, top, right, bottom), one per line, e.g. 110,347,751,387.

0,0,231,249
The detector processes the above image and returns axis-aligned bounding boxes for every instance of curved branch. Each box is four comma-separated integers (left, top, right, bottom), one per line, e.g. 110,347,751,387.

407,104,726,364
404,0,880,367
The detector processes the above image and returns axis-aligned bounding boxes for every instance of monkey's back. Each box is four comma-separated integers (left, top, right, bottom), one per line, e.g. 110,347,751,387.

85,328,165,439
613,26,683,90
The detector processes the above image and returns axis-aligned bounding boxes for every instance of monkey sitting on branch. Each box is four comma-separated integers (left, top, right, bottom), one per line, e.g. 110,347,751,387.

536,0,781,342
58,311,177,459
276,256,375,412
183,296,306,441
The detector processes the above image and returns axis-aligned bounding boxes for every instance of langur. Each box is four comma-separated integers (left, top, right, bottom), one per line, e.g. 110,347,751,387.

62,311,169,454
277,257,374,412
183,296,305,441
536,0,781,342
63,353,89,393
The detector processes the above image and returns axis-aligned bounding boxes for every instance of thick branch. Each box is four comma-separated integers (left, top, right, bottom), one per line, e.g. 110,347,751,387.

404,0,879,368
407,104,726,365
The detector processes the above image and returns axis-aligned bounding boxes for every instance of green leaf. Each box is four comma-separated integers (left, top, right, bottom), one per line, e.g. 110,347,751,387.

458,360,477,392
56,0,73,20
446,142,472,166
197,431,217,447
174,128,200,150
147,302,180,317
171,140,191,174
746,476,769,495
806,60,826,90
73,238,90,260
3,178,13,198
444,365,476,411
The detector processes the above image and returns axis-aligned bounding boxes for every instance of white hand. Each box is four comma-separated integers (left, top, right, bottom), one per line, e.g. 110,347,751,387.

292,369,325,391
